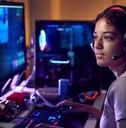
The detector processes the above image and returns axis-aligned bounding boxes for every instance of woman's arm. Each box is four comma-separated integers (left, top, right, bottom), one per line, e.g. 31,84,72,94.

56,99,102,119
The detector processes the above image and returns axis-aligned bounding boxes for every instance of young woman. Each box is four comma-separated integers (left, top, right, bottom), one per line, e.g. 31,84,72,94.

56,5,126,128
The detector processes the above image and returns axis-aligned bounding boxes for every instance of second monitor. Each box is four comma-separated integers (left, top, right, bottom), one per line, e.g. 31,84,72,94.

35,20,95,88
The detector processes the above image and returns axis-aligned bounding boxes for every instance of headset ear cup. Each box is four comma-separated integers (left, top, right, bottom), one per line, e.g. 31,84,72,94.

123,33,126,50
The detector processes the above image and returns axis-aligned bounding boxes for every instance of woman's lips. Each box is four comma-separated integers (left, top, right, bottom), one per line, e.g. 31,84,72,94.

95,53,104,59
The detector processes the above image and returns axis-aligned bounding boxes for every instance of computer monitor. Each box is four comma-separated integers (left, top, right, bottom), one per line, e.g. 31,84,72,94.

35,20,95,88
35,20,94,53
0,2,27,91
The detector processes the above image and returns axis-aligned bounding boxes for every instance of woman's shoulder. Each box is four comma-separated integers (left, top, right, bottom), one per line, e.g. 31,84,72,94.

108,73,126,95
120,70,126,78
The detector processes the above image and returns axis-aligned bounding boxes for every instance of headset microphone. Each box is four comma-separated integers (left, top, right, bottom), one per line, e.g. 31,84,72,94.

112,52,126,60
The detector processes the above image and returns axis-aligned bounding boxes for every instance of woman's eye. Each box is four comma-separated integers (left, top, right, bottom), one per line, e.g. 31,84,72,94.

104,35,114,41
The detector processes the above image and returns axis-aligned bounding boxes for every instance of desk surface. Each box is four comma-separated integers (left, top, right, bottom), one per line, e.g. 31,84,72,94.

0,87,106,128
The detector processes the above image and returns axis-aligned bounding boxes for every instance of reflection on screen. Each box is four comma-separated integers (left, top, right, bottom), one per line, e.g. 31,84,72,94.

36,21,94,53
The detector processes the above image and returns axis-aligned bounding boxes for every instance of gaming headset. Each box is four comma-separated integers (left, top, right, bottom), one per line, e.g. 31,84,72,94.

91,5,126,60
105,5,126,49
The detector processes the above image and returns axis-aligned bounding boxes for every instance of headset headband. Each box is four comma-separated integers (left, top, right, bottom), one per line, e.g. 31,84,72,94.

110,7,126,14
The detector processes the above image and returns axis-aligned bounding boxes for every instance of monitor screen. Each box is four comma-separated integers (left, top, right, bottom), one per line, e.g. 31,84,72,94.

35,20,94,54
0,2,26,83
35,20,95,87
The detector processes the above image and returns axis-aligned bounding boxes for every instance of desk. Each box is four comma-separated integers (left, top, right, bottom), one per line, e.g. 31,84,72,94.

0,105,34,128
0,87,106,128
84,90,106,128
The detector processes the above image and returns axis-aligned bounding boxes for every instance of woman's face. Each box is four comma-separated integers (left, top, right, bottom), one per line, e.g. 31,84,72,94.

94,18,124,67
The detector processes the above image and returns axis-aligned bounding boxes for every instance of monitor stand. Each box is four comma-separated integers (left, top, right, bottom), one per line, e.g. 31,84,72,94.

10,71,26,90
0,78,12,96
29,88,55,107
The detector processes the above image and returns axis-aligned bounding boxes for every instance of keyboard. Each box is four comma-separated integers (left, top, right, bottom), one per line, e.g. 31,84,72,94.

15,105,89,128
15,106,66,128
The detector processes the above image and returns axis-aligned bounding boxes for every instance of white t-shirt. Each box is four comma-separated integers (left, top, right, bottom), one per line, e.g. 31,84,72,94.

100,71,126,128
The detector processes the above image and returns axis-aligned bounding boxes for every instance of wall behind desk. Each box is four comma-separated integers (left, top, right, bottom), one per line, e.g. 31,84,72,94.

30,0,126,34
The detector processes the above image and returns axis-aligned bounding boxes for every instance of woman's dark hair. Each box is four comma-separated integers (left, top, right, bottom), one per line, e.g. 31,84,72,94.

95,5,126,35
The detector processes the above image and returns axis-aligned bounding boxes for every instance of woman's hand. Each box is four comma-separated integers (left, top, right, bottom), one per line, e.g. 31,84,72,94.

56,99,102,119
56,99,88,112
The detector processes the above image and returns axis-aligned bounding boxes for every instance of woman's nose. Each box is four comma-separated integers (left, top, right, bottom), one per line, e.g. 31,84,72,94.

94,37,103,49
